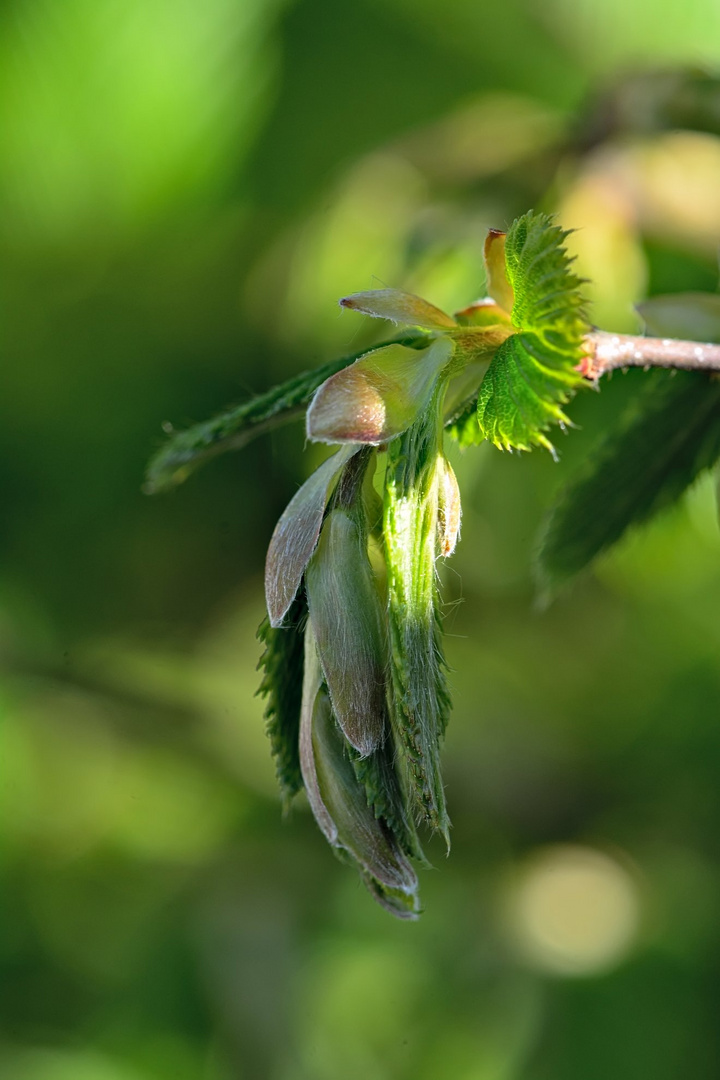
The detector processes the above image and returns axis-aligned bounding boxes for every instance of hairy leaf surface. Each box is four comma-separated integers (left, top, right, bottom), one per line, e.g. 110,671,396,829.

383,388,451,844
477,211,587,453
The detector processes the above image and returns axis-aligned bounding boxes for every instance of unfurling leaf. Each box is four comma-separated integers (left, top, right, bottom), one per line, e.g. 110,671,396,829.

306,337,454,445
339,289,457,330
265,444,358,627
383,386,451,843
477,211,588,453
537,370,720,590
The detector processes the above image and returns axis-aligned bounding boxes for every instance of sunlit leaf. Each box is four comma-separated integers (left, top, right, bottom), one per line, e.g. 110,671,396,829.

477,211,588,453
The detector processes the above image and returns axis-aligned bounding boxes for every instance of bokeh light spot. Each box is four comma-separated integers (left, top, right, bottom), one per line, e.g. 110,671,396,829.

505,844,641,976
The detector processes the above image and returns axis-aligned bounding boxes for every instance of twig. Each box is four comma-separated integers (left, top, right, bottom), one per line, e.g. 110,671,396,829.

580,331,720,380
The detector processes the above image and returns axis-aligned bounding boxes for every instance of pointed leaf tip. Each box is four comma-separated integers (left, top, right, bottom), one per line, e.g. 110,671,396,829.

339,289,457,330
265,445,359,626
483,229,514,315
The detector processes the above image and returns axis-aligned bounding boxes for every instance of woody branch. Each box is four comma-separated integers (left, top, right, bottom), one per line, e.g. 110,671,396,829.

580,331,720,380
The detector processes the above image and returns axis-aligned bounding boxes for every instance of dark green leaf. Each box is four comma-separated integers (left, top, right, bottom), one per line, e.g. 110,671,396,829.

256,595,307,802
144,335,423,493
537,370,720,590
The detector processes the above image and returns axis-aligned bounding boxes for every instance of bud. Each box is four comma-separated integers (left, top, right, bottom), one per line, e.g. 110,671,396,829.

307,337,454,445
265,444,358,627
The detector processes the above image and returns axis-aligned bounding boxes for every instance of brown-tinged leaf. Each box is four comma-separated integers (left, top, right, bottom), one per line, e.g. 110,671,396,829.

265,444,358,627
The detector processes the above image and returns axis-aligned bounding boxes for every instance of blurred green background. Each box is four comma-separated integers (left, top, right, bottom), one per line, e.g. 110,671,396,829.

3,1,720,1077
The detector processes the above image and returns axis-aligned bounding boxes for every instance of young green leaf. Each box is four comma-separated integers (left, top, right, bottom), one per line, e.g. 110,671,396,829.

477,211,588,453
383,387,451,843
537,370,720,590
310,688,420,909
256,597,306,802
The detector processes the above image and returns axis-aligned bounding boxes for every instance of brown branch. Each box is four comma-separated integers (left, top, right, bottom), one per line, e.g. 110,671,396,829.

579,331,720,381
